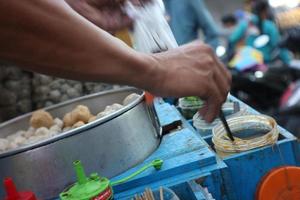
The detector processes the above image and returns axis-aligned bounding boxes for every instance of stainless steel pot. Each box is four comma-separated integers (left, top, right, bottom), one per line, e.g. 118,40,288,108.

0,88,160,199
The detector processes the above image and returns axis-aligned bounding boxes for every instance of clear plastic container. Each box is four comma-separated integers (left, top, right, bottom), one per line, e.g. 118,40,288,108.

193,102,248,136
212,114,279,158
178,97,203,119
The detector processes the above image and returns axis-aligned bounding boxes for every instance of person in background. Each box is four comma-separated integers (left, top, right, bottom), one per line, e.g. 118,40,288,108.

221,14,238,39
222,14,238,30
221,14,238,61
229,0,291,65
163,0,219,49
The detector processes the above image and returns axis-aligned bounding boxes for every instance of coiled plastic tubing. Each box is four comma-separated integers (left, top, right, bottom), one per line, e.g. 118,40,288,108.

212,115,279,153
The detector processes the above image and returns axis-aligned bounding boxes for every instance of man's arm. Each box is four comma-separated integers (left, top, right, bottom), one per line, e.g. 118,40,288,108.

0,0,155,88
0,0,231,122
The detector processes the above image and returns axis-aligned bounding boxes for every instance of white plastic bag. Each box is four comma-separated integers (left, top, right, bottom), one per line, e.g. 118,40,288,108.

125,0,178,53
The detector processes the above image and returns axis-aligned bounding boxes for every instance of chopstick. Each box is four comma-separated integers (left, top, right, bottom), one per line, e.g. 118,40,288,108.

219,110,235,141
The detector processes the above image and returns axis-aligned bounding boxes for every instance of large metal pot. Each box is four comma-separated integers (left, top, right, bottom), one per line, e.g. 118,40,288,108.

0,88,160,199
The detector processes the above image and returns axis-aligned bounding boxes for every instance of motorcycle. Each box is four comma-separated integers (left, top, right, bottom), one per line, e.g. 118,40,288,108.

221,35,300,113
273,80,300,137
216,30,300,137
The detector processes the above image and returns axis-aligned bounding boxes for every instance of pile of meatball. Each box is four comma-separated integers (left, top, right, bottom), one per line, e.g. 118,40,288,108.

0,93,140,153
0,65,32,122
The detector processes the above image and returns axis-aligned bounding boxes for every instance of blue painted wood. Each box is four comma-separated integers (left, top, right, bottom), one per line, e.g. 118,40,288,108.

115,182,210,200
200,128,299,200
111,127,211,184
178,96,300,200
219,167,238,200
53,98,300,200
153,98,182,132
113,149,216,193
111,126,222,198
291,138,300,166
111,101,229,199
224,142,297,200
187,181,209,200
170,182,199,200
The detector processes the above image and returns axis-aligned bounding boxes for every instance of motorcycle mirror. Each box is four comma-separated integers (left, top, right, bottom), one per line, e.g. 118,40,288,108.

254,35,270,48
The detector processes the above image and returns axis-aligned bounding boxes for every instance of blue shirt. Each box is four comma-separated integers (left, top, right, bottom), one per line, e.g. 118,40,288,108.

164,0,219,49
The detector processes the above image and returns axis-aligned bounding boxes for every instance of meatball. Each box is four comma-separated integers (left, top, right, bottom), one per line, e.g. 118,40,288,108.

72,121,85,129
63,112,75,128
104,103,123,113
63,105,91,127
30,110,54,129
123,93,140,105
72,105,91,123
0,138,9,152
88,115,97,123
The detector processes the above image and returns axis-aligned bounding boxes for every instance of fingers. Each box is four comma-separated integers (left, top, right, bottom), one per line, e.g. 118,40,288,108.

202,79,224,122
196,44,231,122
200,44,231,86
130,0,152,6
213,61,230,102
213,54,231,87
86,0,126,7
204,45,231,108
69,0,133,32
197,86,223,123
150,42,231,122
213,52,231,94
86,0,151,7
199,106,208,118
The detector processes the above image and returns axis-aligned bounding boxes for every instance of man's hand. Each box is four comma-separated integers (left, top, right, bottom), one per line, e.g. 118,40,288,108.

0,0,229,123
147,42,232,122
65,0,150,32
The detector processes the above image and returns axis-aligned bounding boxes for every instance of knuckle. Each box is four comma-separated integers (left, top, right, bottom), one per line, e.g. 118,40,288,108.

202,45,214,55
189,41,203,51
216,94,223,104
192,40,203,46
203,57,215,68
207,57,215,66
201,81,210,91
200,82,211,97
220,62,226,69
207,70,215,81
221,91,228,102
195,46,204,55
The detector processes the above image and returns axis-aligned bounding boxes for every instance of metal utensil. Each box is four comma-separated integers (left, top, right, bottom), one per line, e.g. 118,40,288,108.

219,110,235,141
0,88,160,199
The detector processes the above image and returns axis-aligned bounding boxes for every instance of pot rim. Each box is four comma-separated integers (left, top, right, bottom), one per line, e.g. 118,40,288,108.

0,87,144,159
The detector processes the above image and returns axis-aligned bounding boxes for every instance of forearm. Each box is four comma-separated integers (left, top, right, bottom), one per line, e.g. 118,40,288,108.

0,0,158,89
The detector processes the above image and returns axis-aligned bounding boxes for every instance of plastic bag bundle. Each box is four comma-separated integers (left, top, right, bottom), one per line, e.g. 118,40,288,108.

125,0,178,53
